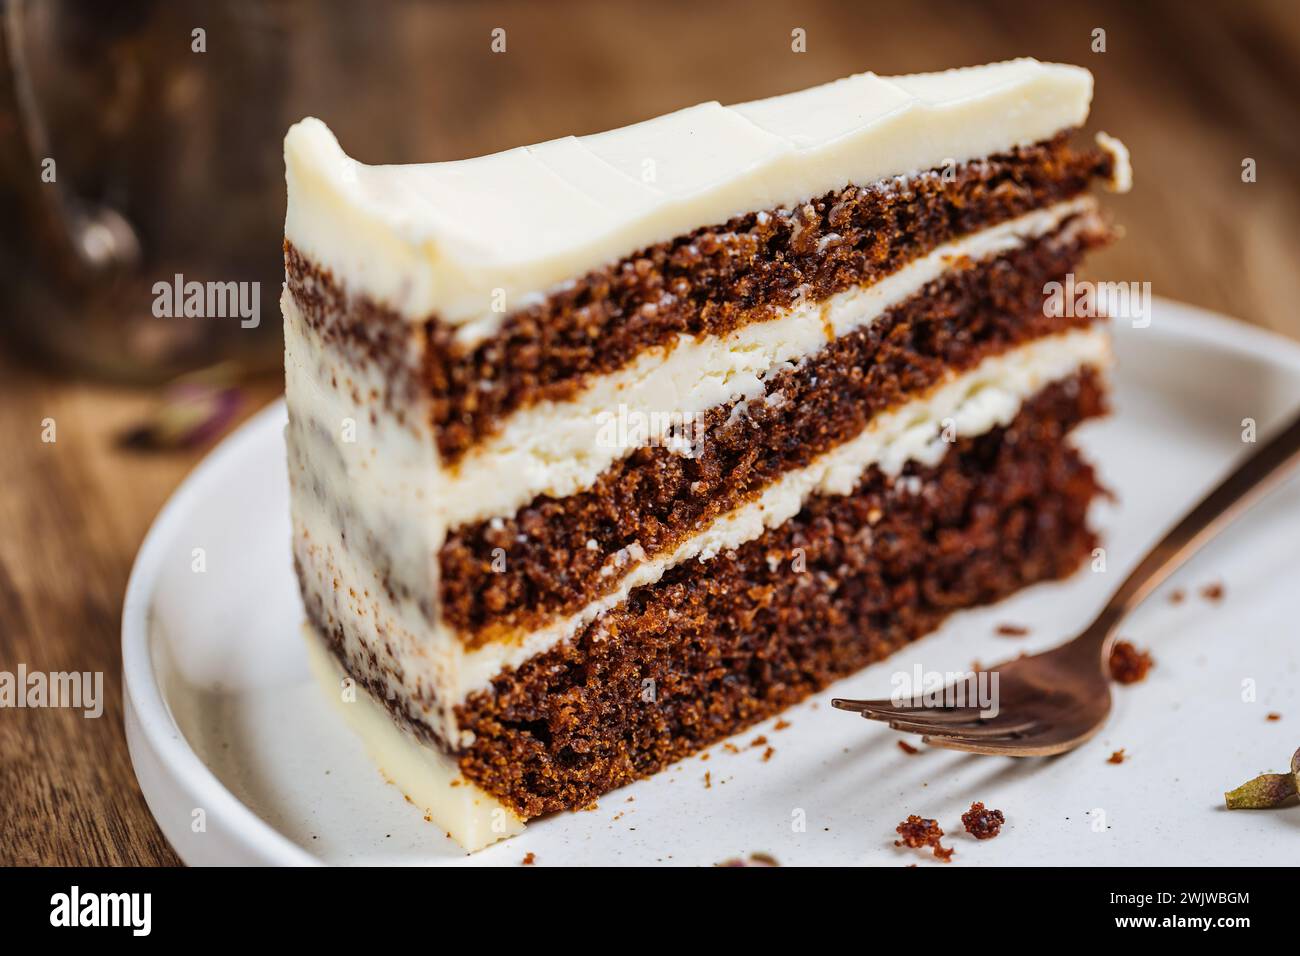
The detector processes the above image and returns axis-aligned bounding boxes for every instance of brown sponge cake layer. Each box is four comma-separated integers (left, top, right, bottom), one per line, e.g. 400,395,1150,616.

454,371,1106,818
438,217,1110,644
285,133,1112,463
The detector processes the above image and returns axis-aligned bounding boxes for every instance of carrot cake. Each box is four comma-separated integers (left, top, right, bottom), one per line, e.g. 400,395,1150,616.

282,58,1130,849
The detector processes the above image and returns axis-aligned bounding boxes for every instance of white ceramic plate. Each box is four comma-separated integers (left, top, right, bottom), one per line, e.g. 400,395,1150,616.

123,298,1300,866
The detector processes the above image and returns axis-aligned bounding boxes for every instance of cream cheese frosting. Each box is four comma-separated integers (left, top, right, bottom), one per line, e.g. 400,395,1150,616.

284,59,1096,328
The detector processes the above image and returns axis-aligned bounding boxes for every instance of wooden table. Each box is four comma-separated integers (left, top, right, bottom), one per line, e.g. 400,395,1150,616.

2,0,1296,865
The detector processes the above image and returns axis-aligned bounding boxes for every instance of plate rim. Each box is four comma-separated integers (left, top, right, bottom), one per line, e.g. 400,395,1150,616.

120,297,1300,865
122,397,313,865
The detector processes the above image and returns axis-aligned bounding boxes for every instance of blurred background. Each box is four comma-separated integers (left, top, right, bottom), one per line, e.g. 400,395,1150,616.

0,0,1296,864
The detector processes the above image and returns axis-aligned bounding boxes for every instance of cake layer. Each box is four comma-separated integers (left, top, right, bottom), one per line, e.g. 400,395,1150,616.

440,213,1109,642
284,60,1099,331
455,371,1106,817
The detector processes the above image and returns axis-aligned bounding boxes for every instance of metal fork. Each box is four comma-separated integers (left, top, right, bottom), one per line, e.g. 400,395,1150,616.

832,409,1300,755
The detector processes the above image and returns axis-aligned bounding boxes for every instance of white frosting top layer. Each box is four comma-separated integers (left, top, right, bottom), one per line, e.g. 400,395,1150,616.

284,59,1094,327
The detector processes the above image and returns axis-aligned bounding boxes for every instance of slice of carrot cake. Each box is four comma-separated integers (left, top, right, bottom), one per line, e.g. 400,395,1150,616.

282,58,1130,849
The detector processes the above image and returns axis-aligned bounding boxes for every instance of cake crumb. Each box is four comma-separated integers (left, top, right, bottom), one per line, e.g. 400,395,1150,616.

1169,588,1186,605
895,815,952,862
773,718,792,731
521,852,536,865
897,740,920,755
717,852,779,867
750,735,768,748
1199,581,1225,603
703,771,712,789
1109,640,1154,684
761,746,775,762
723,743,740,755
995,623,1030,637
961,802,1005,840
1266,712,1282,722
1108,748,1127,764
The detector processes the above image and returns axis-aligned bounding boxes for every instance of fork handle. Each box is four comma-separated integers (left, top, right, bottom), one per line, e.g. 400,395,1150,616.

1092,408,1300,639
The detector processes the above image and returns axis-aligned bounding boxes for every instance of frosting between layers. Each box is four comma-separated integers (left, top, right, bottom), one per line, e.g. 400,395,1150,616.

284,59,1095,327
440,196,1101,531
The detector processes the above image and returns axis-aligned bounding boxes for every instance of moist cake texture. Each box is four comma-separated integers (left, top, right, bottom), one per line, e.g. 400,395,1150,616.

283,58,1130,849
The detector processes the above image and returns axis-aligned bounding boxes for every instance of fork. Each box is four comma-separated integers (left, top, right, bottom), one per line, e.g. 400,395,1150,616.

831,409,1300,755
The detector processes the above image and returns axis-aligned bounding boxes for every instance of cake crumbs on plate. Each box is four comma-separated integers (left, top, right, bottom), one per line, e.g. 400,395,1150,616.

1169,588,1186,604
961,802,1005,840
521,852,536,865
1109,640,1154,684
895,815,953,862
1266,712,1282,722
995,623,1030,637
897,740,920,755
703,771,712,789
1199,581,1225,602
1108,748,1127,764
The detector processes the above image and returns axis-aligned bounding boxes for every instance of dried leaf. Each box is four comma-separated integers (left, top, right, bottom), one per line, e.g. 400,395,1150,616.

1224,773,1297,810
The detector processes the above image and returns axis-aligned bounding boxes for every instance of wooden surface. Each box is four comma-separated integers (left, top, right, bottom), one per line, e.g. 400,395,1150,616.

1,0,1297,866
